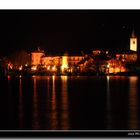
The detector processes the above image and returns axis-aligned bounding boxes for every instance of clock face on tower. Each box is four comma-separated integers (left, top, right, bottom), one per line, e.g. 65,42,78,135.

130,38,137,52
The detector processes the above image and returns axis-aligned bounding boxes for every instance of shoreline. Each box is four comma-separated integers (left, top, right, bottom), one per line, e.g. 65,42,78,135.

7,71,140,77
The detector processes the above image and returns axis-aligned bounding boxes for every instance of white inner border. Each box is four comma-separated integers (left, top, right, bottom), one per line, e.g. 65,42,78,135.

0,0,140,9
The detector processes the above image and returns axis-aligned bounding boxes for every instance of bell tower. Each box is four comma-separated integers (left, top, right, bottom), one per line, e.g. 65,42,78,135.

130,29,137,52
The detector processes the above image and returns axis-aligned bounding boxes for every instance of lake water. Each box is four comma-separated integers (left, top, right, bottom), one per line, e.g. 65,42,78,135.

0,75,140,130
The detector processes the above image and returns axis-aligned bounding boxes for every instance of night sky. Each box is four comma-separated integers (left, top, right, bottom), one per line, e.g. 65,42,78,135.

0,10,140,56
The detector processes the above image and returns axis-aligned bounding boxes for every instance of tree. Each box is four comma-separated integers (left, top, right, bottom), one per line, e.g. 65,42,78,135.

8,50,31,68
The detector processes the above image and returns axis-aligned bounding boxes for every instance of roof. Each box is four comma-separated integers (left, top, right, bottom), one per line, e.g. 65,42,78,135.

44,50,84,57
93,54,111,61
32,50,45,53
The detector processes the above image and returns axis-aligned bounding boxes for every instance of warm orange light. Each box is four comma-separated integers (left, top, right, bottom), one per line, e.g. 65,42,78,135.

114,67,120,73
108,65,126,74
31,52,45,65
109,67,114,73
60,75,69,129
107,64,110,68
92,50,101,55
120,66,126,72
8,63,13,69
10,65,13,69
61,56,68,72
19,66,23,71
68,68,73,73
52,65,56,71
31,66,37,71
47,65,50,70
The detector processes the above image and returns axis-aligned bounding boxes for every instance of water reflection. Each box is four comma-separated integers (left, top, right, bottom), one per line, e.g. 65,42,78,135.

19,78,23,129
8,75,140,130
46,77,51,129
50,75,58,129
32,76,40,129
60,76,69,130
128,76,138,129
7,75,14,128
106,76,112,129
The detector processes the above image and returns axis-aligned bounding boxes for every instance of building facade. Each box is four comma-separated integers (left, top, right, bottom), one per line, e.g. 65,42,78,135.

31,48,45,66
130,30,137,52
31,49,84,74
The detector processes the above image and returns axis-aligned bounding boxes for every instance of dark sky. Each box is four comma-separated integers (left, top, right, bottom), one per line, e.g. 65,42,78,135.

0,10,140,56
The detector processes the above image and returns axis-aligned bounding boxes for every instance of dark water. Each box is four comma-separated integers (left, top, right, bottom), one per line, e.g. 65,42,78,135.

0,75,140,130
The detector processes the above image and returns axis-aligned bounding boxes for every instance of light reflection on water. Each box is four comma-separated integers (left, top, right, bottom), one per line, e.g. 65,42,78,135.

106,76,112,129
60,76,69,130
27,76,69,130
46,77,51,129
50,75,58,129
13,76,140,130
128,76,138,129
50,76,69,130
19,78,23,129
32,76,40,129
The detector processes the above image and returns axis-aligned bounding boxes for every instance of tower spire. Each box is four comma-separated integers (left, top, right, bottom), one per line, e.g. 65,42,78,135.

130,27,137,52
132,28,135,38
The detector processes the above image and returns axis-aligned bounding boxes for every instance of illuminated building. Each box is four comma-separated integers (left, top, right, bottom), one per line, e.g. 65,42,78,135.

31,48,45,66
107,59,126,74
61,55,84,73
30,34,139,75
41,56,61,67
61,55,68,72
31,65,37,71
92,50,101,55
130,29,137,52
116,53,137,63
67,56,84,66
41,56,54,66
81,50,127,74
115,29,138,63
31,50,84,74
41,56,61,73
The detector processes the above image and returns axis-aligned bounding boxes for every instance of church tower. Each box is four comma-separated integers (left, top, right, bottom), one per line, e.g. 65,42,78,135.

130,29,137,52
